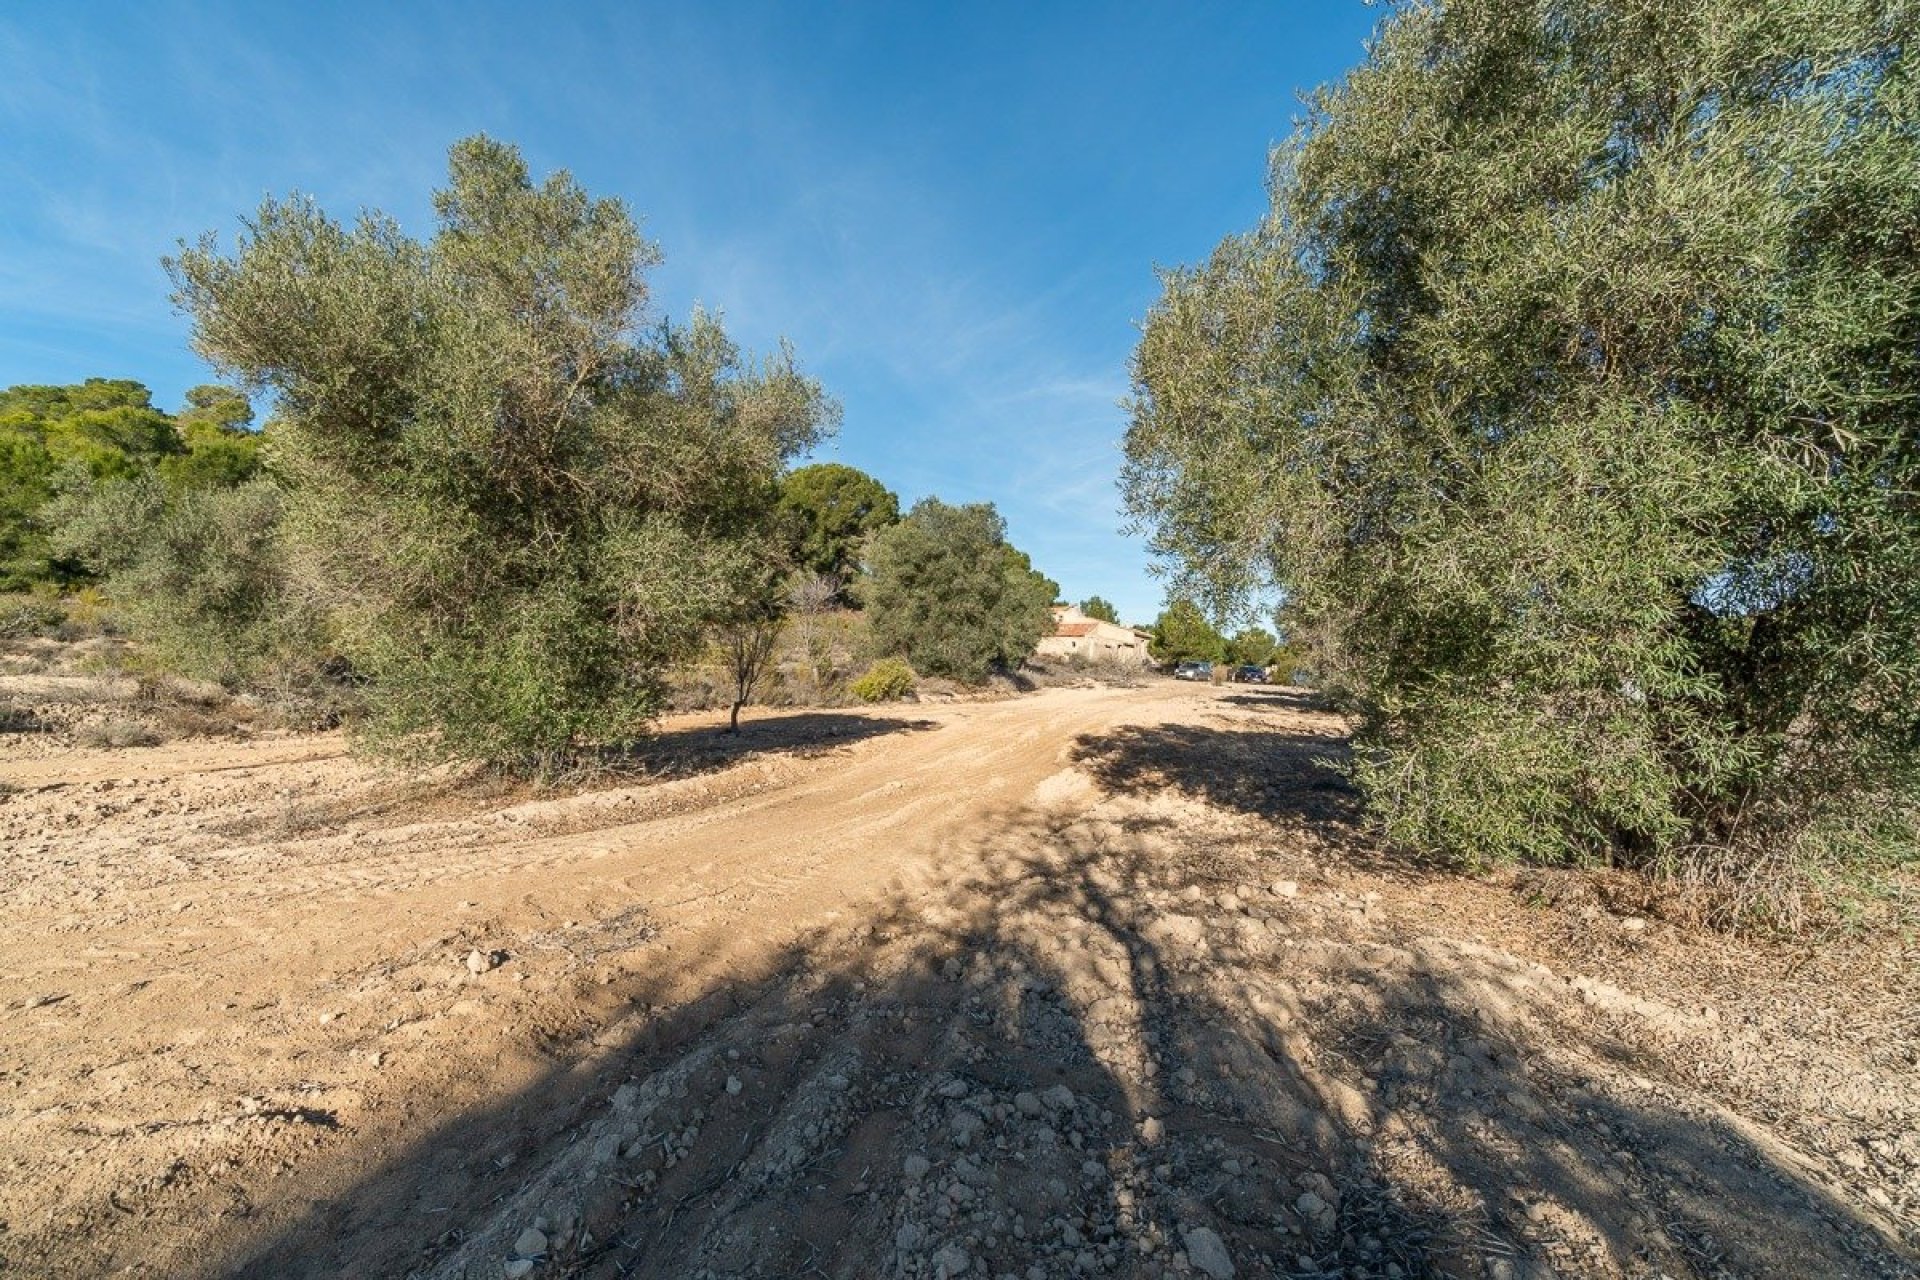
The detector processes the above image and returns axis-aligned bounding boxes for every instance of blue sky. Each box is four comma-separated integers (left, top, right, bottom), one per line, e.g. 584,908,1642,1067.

0,1,1378,626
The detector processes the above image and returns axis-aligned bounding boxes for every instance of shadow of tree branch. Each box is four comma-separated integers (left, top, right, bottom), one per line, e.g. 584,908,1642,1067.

208,775,1909,1280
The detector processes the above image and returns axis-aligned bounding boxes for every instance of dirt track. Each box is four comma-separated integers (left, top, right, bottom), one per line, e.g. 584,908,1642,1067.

1,683,1914,1279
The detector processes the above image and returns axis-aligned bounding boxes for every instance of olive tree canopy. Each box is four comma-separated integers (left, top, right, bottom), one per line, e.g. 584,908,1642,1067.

170,136,835,771
1124,0,1920,905
866,498,1056,681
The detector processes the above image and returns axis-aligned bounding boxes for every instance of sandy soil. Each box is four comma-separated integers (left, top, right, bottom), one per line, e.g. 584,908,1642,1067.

1,682,1914,1279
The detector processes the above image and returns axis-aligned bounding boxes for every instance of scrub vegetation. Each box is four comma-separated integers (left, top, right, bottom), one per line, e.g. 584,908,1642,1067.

1125,0,1920,924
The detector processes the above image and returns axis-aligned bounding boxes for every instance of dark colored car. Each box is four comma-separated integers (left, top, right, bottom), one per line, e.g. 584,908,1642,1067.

1173,660,1213,682
1233,664,1269,683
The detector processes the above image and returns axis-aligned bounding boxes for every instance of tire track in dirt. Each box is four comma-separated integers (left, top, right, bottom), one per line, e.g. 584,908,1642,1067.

1,684,1913,1280
0,687,1179,1279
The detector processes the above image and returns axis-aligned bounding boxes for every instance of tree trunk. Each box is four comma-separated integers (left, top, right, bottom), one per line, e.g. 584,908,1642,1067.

729,699,743,734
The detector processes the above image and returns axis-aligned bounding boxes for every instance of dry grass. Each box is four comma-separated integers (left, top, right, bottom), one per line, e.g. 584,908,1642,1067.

1019,655,1154,689
0,695,44,734
76,718,164,750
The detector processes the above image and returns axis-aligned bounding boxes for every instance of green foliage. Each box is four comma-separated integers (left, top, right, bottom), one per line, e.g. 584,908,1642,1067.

1225,626,1278,668
778,462,899,589
0,379,262,589
1124,0,1920,894
865,497,1057,682
711,560,790,733
177,384,255,434
0,380,176,588
51,475,312,686
849,657,916,702
161,385,264,490
167,136,833,772
0,586,71,640
1078,595,1119,624
1267,637,1316,687
1148,599,1225,665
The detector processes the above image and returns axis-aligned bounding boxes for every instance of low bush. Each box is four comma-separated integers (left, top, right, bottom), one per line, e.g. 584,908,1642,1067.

51,476,316,689
78,718,163,750
0,590,66,639
244,659,362,732
849,658,916,703
0,695,40,733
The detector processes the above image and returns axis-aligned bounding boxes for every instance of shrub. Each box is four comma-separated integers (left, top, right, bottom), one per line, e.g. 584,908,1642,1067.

1124,0,1920,913
0,593,62,639
167,137,834,774
850,658,916,703
78,718,162,750
51,475,318,689
0,695,39,733
864,498,1055,681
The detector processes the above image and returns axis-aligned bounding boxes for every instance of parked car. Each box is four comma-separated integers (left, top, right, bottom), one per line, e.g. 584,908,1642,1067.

1173,660,1213,681
1233,664,1269,683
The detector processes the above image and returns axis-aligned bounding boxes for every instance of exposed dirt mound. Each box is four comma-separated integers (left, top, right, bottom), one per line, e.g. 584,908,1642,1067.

0,684,1912,1278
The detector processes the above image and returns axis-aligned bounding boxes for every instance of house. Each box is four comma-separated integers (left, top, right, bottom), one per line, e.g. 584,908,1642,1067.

1034,604,1153,665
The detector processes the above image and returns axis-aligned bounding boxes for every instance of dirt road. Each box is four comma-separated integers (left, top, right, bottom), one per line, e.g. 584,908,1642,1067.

1,683,1913,1278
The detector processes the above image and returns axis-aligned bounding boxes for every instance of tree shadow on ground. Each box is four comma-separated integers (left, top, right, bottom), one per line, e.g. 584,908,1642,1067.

1069,719,1361,828
178,793,1914,1279
613,711,940,780
1216,686,1331,714
207,712,943,839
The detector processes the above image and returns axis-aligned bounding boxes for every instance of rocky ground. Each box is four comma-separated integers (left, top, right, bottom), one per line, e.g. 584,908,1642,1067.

0,665,1914,1279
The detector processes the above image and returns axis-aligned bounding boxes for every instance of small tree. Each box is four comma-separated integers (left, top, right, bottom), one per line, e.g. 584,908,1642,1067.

1225,626,1278,669
718,614,782,734
1079,595,1119,624
169,137,834,772
1148,599,1225,665
712,557,791,734
866,498,1056,681
787,569,841,690
778,462,899,590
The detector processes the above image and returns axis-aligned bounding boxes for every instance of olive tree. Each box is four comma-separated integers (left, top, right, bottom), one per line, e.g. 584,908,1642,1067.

169,137,834,771
51,473,312,687
865,498,1056,681
1124,1,1920,909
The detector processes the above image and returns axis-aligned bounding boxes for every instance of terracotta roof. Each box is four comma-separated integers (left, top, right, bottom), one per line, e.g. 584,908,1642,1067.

1055,622,1098,637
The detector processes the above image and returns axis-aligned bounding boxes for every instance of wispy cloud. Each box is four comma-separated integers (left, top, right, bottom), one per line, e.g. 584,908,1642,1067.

0,0,1378,625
